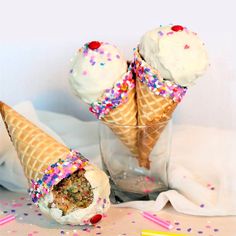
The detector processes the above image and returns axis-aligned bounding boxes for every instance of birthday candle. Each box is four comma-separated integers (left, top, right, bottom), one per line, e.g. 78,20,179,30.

0,214,15,226
141,229,189,236
142,211,174,230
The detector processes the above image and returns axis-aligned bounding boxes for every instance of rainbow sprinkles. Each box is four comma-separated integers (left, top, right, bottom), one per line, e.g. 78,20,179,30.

133,48,187,103
29,150,88,205
89,64,135,119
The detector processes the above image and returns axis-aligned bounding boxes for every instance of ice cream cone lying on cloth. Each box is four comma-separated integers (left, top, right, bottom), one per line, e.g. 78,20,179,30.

0,102,110,225
69,41,138,156
133,24,209,168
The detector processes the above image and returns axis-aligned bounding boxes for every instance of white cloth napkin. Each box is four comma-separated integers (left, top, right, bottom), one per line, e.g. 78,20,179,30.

117,125,236,216
1,102,236,216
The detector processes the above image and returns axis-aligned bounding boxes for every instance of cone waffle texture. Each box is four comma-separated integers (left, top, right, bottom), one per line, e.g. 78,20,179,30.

89,67,138,156
102,88,138,156
0,102,70,182
133,49,187,169
136,79,177,168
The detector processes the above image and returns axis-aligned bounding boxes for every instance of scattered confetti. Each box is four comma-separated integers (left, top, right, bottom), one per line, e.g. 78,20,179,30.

0,192,227,236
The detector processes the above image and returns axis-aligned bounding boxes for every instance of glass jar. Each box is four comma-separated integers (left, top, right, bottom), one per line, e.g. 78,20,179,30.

99,120,172,203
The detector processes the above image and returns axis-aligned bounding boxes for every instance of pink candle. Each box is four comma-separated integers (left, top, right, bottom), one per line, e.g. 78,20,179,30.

0,214,15,226
142,211,174,230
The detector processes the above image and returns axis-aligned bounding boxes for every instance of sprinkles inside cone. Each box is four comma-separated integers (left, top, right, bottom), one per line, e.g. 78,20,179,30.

29,150,88,205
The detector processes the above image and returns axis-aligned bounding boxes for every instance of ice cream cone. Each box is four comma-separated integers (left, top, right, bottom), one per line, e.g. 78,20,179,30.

69,42,138,157
133,49,187,168
102,87,138,155
90,67,138,156
136,79,177,168
0,101,70,182
0,102,111,225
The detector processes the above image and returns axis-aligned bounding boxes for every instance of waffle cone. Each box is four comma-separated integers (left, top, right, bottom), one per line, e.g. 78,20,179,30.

102,88,138,156
0,102,70,183
136,79,178,168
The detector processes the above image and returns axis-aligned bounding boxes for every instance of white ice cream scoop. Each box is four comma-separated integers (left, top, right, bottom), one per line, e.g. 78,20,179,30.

69,41,128,104
139,25,209,86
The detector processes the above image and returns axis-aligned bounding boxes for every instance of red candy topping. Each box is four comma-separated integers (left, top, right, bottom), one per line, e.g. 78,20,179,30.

184,44,190,49
171,25,184,32
90,214,102,224
88,41,101,50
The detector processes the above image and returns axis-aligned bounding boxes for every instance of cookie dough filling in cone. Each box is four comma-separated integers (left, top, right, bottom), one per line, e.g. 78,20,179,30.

133,49,187,169
90,65,138,156
0,102,110,225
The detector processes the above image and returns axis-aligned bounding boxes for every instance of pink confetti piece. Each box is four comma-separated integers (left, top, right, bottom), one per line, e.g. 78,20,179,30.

12,203,23,207
143,189,151,193
142,211,174,230
82,70,88,76
0,214,15,226
145,176,155,182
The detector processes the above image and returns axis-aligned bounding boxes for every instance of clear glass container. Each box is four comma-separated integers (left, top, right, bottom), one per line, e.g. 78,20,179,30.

99,120,172,203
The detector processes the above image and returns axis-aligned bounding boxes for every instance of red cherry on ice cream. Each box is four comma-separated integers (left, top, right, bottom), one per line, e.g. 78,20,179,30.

90,214,102,224
171,25,184,32
88,41,101,50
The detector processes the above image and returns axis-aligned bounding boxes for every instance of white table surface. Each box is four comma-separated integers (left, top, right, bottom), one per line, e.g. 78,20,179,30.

0,188,236,236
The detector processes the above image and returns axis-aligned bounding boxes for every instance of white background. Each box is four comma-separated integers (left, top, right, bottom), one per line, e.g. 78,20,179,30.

0,0,235,129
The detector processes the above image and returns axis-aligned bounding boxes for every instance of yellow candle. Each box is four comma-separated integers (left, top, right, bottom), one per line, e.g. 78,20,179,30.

141,230,189,236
